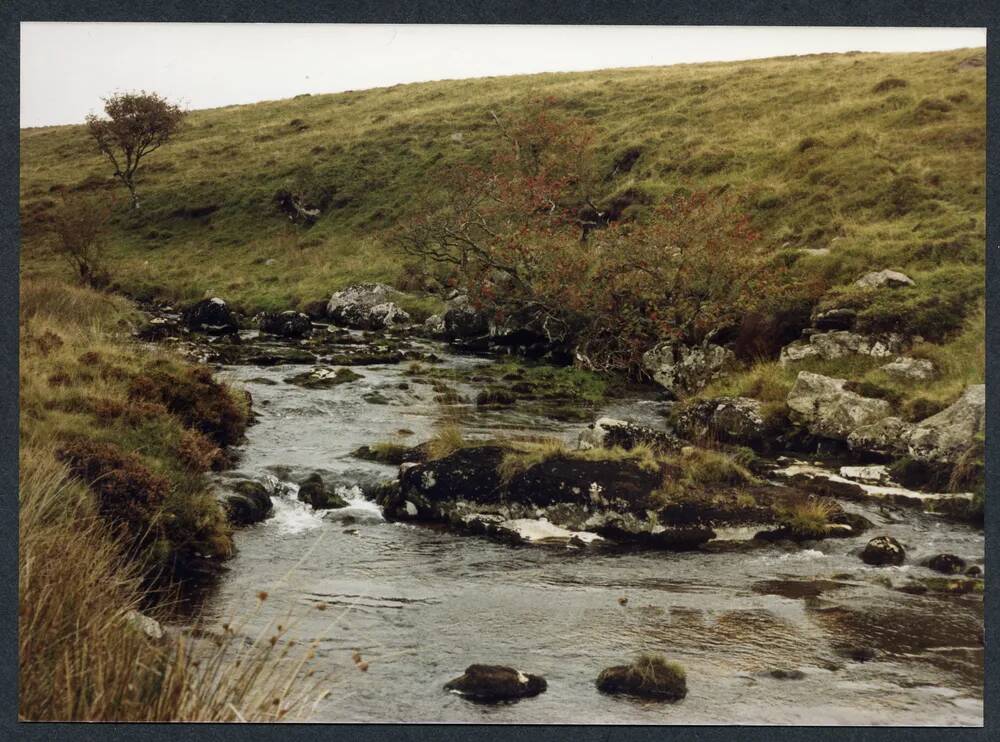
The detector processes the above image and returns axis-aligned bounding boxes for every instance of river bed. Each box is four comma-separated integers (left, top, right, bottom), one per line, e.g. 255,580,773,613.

196,336,983,725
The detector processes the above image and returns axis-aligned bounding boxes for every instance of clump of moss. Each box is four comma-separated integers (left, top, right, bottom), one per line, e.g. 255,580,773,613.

596,653,687,700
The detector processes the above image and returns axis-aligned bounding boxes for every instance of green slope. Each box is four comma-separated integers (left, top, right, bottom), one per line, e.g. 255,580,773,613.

20,47,985,319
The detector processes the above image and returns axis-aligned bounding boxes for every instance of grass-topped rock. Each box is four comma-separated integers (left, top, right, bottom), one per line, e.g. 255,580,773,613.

375,424,856,549
596,654,687,701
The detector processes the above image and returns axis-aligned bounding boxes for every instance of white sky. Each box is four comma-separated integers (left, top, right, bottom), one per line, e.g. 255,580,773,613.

20,24,986,128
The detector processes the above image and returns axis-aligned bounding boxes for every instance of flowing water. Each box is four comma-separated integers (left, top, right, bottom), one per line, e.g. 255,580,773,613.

196,334,983,725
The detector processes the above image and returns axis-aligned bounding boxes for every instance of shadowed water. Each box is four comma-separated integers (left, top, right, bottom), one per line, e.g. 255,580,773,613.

198,339,983,725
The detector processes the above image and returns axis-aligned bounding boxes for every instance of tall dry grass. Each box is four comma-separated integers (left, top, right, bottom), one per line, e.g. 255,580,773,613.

19,278,327,720
19,442,327,721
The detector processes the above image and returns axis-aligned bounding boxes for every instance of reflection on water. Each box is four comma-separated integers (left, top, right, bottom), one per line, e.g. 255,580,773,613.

196,343,984,725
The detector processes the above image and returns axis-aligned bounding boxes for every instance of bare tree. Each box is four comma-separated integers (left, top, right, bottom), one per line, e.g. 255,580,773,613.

50,194,116,287
86,92,185,209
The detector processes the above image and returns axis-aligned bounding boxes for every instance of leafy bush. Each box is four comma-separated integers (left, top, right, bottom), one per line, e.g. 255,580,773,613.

397,102,782,375
48,194,116,287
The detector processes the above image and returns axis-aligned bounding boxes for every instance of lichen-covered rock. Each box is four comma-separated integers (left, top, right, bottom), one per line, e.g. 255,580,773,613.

578,417,682,453
181,297,239,335
906,385,984,465
259,310,312,338
641,342,734,395
880,356,935,381
123,609,164,641
441,293,490,340
847,416,913,458
854,269,915,289
326,283,411,330
423,313,446,337
861,535,905,566
848,385,984,465
673,397,768,448
786,372,892,441
444,664,547,702
779,331,904,366
596,655,687,701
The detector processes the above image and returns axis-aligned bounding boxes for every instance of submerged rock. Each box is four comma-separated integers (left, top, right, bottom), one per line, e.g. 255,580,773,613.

925,553,967,575
769,669,806,680
596,655,687,701
181,297,239,335
641,341,734,395
286,367,363,389
297,472,348,510
860,535,906,567
837,646,877,663
444,664,547,702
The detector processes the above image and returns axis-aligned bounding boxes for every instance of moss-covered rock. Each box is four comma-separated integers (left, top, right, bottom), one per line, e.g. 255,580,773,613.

444,664,547,702
596,654,687,701
297,472,348,509
861,535,906,566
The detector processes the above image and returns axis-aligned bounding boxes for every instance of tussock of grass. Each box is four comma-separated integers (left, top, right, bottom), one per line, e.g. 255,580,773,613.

777,496,838,538
498,438,660,483
676,447,755,487
18,449,325,721
425,423,466,460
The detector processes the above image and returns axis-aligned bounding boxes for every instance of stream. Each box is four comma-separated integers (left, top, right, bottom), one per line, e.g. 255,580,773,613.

195,332,983,725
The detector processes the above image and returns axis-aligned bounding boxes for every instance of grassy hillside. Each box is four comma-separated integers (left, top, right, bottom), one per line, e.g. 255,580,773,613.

20,47,985,317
